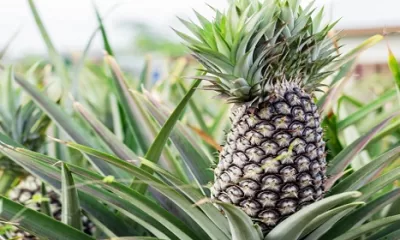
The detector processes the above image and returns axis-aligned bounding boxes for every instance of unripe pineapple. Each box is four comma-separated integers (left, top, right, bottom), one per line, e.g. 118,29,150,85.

6,176,95,240
178,0,338,232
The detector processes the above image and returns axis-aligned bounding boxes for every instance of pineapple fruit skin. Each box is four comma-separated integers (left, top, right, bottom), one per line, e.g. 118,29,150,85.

211,83,326,232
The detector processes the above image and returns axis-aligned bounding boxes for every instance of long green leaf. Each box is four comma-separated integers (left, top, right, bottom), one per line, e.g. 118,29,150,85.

326,113,398,189
264,192,362,240
366,221,400,240
12,72,118,176
318,62,356,114
0,145,195,240
0,196,94,240
177,81,209,133
329,146,400,195
323,189,400,239
94,3,114,56
73,102,137,161
333,215,400,240
326,35,383,72
388,47,400,91
28,0,70,83
105,55,152,154
337,89,396,130
140,92,214,184
54,140,229,240
0,134,136,236
218,203,262,240
40,183,52,217
61,163,82,230
107,238,163,240
300,202,365,238
134,79,202,193
358,167,400,201
50,139,230,235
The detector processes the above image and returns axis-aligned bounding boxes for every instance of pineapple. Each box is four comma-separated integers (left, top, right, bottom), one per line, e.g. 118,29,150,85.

178,0,337,232
7,176,95,240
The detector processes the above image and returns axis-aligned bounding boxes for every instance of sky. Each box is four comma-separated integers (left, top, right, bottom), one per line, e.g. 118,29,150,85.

0,0,399,58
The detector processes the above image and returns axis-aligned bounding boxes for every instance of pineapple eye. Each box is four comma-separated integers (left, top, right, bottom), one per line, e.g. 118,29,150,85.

220,173,231,182
259,210,280,226
303,100,312,112
217,194,233,204
262,176,282,191
241,200,261,217
275,116,290,129
296,156,311,172
258,191,279,207
285,92,301,105
245,148,264,163
313,173,323,188
258,107,274,120
278,199,297,215
275,133,291,147
274,102,290,114
226,186,244,198
280,166,297,182
293,107,305,121
300,187,316,202
290,122,304,136
298,173,312,187
257,124,275,137
246,131,263,145
262,141,278,155
282,184,299,198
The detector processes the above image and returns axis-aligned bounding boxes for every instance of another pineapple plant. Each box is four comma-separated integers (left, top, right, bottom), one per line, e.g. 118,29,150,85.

8,176,95,239
0,79,95,239
178,0,336,231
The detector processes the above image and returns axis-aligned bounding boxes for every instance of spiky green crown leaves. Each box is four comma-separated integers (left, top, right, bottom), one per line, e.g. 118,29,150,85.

177,0,339,103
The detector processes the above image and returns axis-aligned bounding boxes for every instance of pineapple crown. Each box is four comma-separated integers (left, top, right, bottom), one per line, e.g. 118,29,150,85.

177,0,339,104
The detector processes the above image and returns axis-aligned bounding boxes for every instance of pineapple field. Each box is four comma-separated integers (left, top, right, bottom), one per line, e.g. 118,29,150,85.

0,0,400,239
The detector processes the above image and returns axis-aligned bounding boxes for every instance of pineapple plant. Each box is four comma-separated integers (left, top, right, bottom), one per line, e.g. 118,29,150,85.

0,69,95,239
1,0,400,239
177,0,335,231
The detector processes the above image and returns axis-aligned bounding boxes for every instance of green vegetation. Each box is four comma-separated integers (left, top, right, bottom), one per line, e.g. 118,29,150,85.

0,0,399,239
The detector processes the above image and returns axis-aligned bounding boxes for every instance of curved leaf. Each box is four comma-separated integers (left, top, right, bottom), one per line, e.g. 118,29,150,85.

56,140,230,239
218,203,262,240
323,189,400,239
134,79,202,194
326,113,398,189
333,215,400,240
217,202,262,240
0,196,93,240
73,102,137,161
2,144,227,240
329,145,400,195
61,163,82,230
140,91,214,184
300,202,365,238
12,72,118,176
264,191,361,240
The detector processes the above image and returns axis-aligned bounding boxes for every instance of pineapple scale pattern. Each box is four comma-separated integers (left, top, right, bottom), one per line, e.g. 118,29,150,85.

211,83,327,232
5,176,95,239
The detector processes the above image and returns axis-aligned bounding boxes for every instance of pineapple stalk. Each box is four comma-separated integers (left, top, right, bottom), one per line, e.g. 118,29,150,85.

178,0,337,233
